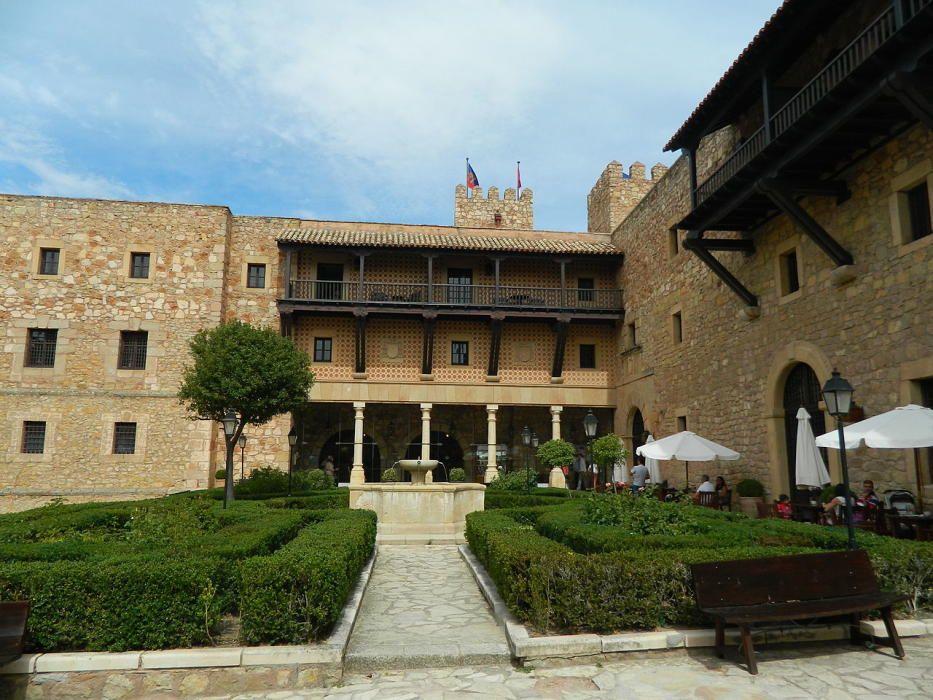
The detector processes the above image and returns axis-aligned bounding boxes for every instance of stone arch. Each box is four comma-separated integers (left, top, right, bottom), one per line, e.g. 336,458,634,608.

764,341,836,498
319,430,381,484
404,430,464,481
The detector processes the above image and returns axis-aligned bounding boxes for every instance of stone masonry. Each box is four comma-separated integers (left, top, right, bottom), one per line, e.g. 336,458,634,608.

587,160,668,234
454,184,533,229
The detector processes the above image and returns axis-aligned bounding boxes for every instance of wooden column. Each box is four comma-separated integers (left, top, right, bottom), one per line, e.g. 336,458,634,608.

356,251,368,302
486,317,503,379
425,254,436,304
282,248,293,298
557,259,569,307
550,320,569,382
761,71,773,143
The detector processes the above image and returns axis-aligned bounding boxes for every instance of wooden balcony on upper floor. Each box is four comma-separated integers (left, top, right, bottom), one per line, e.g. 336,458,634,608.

279,279,623,318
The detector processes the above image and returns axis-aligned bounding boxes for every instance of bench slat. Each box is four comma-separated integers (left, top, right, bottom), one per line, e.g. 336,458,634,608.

700,591,906,624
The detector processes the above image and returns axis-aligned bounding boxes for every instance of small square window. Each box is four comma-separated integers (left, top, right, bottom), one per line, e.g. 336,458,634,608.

906,182,931,242
668,228,680,258
247,263,266,289
577,278,594,302
579,344,596,369
26,328,57,368
130,252,150,279
451,340,469,366
677,416,687,432
118,331,148,370
672,311,683,344
779,249,800,295
314,337,333,362
39,248,60,275
21,421,46,454
113,422,137,454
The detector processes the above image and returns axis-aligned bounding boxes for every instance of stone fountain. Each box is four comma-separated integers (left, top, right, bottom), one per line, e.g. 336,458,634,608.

349,459,485,544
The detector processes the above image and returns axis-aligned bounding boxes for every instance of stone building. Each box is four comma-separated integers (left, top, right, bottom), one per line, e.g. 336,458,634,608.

1,0,931,511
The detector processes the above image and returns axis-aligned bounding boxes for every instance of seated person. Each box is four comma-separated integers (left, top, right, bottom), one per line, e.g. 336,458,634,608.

693,474,715,502
823,483,855,524
775,494,792,519
714,476,729,499
858,479,880,508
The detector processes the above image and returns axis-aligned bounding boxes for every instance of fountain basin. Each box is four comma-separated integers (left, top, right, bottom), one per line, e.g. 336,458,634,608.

396,458,437,485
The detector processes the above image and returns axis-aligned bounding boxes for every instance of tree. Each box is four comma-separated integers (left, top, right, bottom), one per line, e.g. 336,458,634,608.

591,433,629,488
536,439,575,471
178,320,314,505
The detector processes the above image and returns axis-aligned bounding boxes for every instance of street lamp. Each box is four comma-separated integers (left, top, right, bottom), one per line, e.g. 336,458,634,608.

822,369,856,550
531,431,539,492
583,410,598,491
221,408,238,509
521,425,532,491
238,434,247,481
287,427,298,497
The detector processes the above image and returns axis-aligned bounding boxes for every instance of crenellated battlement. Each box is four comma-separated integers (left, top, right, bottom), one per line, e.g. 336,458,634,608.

454,184,533,229
587,160,669,233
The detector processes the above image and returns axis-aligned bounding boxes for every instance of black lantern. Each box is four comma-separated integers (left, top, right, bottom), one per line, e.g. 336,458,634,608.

220,409,238,509
531,432,539,449
238,434,247,481
821,369,857,550
521,425,532,446
287,428,298,496
583,410,598,439
221,409,237,437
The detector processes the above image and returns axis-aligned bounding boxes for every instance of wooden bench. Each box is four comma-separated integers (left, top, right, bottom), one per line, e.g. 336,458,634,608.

0,601,29,668
690,550,905,674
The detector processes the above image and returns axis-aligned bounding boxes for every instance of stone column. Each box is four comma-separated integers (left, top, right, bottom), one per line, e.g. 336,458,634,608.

548,405,566,488
350,402,366,485
484,404,499,484
420,403,433,483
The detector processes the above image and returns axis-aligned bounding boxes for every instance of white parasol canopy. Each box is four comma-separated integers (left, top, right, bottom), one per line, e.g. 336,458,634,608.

794,407,830,487
644,433,662,484
636,431,741,462
815,404,933,450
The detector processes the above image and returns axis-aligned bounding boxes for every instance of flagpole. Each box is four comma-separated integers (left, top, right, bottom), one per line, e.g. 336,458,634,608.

466,157,469,189
517,160,521,197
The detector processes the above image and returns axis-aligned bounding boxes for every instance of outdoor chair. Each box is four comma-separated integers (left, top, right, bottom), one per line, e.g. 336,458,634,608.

718,490,732,511
697,491,720,509
755,501,776,519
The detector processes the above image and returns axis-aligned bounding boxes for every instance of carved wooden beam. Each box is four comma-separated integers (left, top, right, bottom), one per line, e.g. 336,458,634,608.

885,70,933,131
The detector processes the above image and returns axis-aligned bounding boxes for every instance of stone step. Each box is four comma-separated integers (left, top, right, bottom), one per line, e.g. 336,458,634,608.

344,642,511,672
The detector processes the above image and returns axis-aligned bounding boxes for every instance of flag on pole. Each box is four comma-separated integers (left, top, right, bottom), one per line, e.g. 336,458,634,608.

466,158,479,189
517,161,522,193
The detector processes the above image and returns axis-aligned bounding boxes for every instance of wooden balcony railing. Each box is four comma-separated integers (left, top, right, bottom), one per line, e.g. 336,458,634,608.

286,279,623,312
694,1,929,206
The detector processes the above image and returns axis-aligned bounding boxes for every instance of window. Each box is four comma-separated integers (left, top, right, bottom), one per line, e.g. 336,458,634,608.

677,416,687,432
579,343,596,369
21,421,46,454
672,311,683,344
626,322,637,349
39,248,60,275
247,263,266,289
113,422,137,454
779,249,801,295
906,182,932,242
668,228,679,258
118,331,148,370
130,252,150,279
451,340,469,366
26,328,57,368
313,337,332,362
577,278,594,303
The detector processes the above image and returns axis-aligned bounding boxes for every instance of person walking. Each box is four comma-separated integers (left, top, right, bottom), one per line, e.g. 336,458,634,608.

573,449,587,491
630,458,649,494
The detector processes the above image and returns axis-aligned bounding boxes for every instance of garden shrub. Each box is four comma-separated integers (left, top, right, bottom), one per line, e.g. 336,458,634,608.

233,465,334,495
381,467,399,482
735,478,765,497
581,492,708,536
238,509,376,644
487,470,538,492
449,467,466,482
292,468,334,491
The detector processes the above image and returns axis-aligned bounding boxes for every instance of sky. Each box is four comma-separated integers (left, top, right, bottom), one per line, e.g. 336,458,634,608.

0,1,780,232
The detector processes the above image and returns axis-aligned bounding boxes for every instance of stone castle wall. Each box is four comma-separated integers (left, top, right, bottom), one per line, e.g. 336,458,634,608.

611,124,933,497
587,161,669,233
454,184,533,229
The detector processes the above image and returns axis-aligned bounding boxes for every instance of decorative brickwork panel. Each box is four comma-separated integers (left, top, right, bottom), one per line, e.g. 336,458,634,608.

498,323,552,385
564,324,616,386
433,320,488,383
293,316,354,380
367,318,422,382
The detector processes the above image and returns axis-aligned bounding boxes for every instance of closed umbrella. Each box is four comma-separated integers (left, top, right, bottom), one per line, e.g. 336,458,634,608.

794,407,830,488
637,431,740,488
644,434,662,484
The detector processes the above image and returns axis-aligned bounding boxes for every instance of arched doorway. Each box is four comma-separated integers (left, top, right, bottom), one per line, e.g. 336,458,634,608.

319,430,381,483
631,409,646,459
782,362,827,503
405,430,464,481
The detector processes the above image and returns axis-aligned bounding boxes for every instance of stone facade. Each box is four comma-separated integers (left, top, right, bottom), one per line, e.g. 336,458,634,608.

454,184,533,229
587,161,668,234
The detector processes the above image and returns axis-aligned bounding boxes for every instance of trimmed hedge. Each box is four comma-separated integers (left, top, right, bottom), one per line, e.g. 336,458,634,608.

238,509,377,644
466,497,933,634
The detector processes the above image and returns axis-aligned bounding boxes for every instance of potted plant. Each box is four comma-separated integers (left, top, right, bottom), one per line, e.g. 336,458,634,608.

591,433,629,492
536,439,576,488
735,478,765,517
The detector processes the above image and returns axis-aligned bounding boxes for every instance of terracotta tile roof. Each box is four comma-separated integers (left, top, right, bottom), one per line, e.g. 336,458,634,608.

278,226,618,255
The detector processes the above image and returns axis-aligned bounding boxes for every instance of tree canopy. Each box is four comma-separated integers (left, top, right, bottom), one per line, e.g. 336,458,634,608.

178,321,314,439
536,439,576,469
591,433,628,470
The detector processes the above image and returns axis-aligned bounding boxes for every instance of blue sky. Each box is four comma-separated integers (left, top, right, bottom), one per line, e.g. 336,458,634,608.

1,1,779,231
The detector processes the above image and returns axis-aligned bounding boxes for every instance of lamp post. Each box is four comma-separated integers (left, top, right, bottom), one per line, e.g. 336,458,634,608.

583,409,598,491
238,434,247,481
221,409,238,509
822,369,856,550
287,428,298,497
531,431,539,493
521,425,532,492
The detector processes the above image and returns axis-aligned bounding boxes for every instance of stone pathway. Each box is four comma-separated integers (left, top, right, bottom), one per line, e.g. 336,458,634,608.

343,545,510,671
215,636,933,698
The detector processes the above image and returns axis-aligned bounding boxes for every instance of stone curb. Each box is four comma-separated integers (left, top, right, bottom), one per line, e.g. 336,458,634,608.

0,548,378,677
457,544,933,661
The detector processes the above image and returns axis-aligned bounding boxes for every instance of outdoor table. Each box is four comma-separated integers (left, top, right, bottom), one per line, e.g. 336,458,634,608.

791,502,823,524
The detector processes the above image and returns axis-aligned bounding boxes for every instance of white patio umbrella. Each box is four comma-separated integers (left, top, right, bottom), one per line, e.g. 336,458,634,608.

815,404,933,449
636,431,740,487
794,407,831,488
643,434,663,484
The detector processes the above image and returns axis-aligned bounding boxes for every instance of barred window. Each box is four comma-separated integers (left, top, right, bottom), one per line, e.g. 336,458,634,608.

451,341,469,366
314,337,332,362
118,331,148,370
130,252,150,279
21,421,46,454
579,344,596,369
247,263,266,288
39,248,60,275
26,328,57,368
113,422,137,454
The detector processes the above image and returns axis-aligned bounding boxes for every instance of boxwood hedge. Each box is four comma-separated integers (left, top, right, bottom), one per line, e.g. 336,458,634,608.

466,495,933,634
